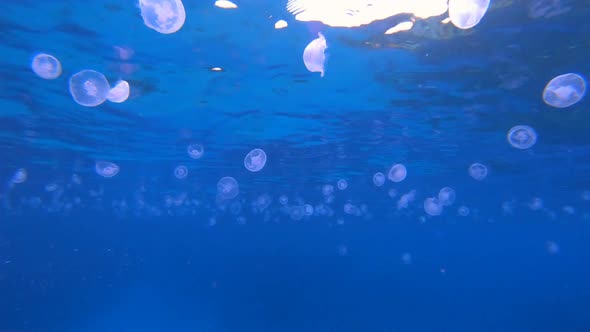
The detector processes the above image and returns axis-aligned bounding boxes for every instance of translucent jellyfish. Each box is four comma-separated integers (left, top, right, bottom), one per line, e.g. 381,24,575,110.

244,148,267,172
174,165,188,179
289,205,304,220
542,73,586,108
139,0,186,34
275,20,288,29
11,168,27,184
106,80,130,103
214,0,237,9
303,204,314,216
424,197,443,216
303,32,327,77
457,206,470,216
31,53,62,79
438,187,456,206
95,161,120,178
388,163,407,183
507,125,537,149
469,163,488,180
279,194,289,205
217,176,239,200
448,0,490,29
337,179,348,190
69,70,110,107
373,172,385,187
187,143,204,159
322,184,334,196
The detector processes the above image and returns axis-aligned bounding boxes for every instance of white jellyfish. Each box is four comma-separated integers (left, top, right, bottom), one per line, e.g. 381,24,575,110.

303,32,327,77
217,176,239,200
174,165,188,179
543,73,586,108
139,0,186,34
69,70,110,107
214,0,237,9
106,80,130,103
438,187,456,206
187,143,204,159
274,20,288,29
448,0,490,29
424,197,443,216
95,161,120,178
507,125,537,149
388,163,407,183
373,172,385,187
469,163,488,180
31,53,62,79
244,148,267,172
337,179,348,190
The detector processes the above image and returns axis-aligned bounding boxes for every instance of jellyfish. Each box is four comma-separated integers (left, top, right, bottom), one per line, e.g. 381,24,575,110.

31,53,62,79
388,163,407,183
438,187,456,206
469,163,488,180
217,176,239,199
187,143,204,159
69,70,110,107
373,172,385,187
448,0,490,29
244,148,267,172
337,179,348,190
174,165,188,179
95,161,120,178
424,197,443,216
303,32,327,77
507,125,537,149
543,73,586,108
139,0,186,34
106,80,130,103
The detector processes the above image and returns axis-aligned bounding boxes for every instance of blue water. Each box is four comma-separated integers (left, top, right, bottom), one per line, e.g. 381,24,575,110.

1,0,590,331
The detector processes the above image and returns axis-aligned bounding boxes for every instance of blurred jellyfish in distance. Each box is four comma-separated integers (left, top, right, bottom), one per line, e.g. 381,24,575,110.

10,168,28,184
187,143,204,159
31,53,62,79
69,70,110,107
424,197,443,216
303,32,327,77
448,0,490,29
174,165,188,179
543,73,586,108
139,0,186,34
373,172,385,187
244,148,267,172
95,161,120,178
106,80,130,103
388,163,407,183
469,163,488,180
438,187,456,206
507,125,537,149
217,176,239,200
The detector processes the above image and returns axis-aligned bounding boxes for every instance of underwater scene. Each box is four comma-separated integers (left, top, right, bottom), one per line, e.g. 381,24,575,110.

1,0,590,331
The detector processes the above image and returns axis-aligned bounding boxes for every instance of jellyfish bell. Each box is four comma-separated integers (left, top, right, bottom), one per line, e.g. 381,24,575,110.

388,163,407,182
424,197,443,216
139,0,186,34
244,148,267,172
69,70,110,107
95,161,120,178
187,143,204,159
106,80,130,103
507,125,537,149
543,73,586,108
303,32,327,77
448,0,490,29
469,163,488,180
217,176,239,200
31,53,62,79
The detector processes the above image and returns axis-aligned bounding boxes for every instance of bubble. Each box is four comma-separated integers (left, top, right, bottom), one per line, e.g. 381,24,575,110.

303,32,327,77
507,125,537,149
457,206,470,216
337,179,348,190
106,80,130,103
448,0,490,29
217,176,239,200
244,148,267,172
174,165,188,179
31,53,62,79
373,172,385,187
388,163,407,183
543,73,586,108
95,161,120,178
438,187,456,206
187,143,204,159
139,0,186,34
424,197,443,216
69,70,110,107
11,168,27,184
469,163,488,180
